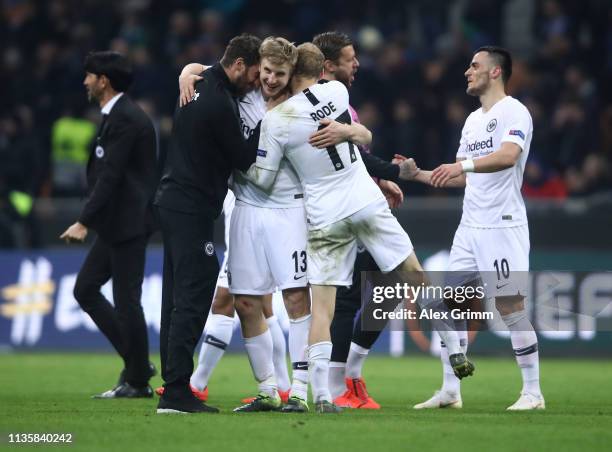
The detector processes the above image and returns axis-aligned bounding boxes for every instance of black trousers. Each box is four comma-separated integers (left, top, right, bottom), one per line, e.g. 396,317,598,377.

331,250,388,363
74,234,150,386
156,206,218,397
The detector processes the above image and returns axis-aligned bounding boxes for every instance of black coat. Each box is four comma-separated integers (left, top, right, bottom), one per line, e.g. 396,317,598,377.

79,95,157,244
154,63,258,218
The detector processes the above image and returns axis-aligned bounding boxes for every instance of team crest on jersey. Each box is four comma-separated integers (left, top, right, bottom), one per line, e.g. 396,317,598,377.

486,119,497,132
95,145,104,158
191,91,200,102
204,241,214,256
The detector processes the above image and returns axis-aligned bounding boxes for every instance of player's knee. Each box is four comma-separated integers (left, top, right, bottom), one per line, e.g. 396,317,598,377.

211,287,234,316
282,288,310,318
495,295,525,317
234,296,262,319
262,295,274,318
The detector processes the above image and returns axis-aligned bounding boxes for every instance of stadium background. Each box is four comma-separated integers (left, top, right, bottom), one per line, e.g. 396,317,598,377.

1,0,611,357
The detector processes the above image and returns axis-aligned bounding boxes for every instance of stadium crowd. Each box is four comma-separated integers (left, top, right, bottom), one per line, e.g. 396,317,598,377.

1,0,611,247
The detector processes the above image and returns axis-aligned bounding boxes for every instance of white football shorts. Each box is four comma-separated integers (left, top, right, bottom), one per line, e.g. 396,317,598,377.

447,224,530,299
308,197,413,286
228,201,308,294
216,190,235,289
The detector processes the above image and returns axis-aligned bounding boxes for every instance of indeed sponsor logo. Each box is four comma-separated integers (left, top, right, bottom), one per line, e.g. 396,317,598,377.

466,136,493,153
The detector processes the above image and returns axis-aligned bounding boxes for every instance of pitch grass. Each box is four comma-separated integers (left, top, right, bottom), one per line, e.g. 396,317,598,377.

1,354,611,452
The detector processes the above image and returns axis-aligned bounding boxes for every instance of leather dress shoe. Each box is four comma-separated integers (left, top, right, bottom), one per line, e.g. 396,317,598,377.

93,382,153,399
117,362,157,386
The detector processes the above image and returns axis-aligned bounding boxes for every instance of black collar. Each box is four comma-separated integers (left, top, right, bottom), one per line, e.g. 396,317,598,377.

211,63,239,96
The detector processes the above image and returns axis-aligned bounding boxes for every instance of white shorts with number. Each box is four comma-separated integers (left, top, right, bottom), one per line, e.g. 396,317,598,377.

228,201,308,295
447,224,529,299
308,197,413,286
216,190,235,289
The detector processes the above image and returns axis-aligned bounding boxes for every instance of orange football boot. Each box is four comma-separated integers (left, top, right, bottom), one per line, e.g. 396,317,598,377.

349,377,380,409
333,387,362,408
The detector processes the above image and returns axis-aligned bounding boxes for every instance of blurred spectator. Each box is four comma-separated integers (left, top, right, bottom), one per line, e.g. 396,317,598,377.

565,153,612,196
50,110,96,197
0,109,44,247
0,0,609,221
522,159,567,199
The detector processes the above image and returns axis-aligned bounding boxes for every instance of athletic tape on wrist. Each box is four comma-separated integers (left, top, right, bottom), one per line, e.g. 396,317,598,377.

461,159,475,173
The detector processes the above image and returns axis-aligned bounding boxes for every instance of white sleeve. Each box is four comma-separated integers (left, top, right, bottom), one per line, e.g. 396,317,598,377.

501,105,532,151
456,121,468,160
255,112,285,171
333,80,349,111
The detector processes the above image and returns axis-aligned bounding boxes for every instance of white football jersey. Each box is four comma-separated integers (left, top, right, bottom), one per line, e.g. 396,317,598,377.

457,96,532,228
231,89,304,208
256,80,383,229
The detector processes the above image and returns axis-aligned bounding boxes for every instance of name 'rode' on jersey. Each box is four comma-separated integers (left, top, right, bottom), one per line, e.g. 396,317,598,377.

230,89,303,208
256,80,383,229
457,96,533,228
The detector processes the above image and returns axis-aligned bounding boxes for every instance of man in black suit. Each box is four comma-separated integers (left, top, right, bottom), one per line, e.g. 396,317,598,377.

60,51,157,398
154,34,261,414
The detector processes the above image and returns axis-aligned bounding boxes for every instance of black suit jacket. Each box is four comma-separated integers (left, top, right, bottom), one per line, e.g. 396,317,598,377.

79,94,157,244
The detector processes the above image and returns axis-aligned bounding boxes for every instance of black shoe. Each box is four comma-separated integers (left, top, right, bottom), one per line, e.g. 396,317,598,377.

148,362,158,378
117,362,157,386
314,400,342,413
93,382,153,399
233,393,282,412
281,396,309,413
157,395,219,414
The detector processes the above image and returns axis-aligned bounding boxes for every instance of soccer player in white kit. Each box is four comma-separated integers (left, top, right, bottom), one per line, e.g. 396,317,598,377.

247,43,475,413
407,46,544,411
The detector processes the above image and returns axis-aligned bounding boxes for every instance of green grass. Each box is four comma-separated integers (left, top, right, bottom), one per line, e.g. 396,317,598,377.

1,354,611,452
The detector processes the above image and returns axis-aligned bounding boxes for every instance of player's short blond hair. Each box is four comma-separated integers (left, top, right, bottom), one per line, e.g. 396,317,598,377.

259,37,298,68
293,43,324,80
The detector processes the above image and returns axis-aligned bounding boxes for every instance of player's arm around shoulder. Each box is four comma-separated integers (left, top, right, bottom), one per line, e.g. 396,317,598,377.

179,63,211,106
309,119,371,148
309,81,370,148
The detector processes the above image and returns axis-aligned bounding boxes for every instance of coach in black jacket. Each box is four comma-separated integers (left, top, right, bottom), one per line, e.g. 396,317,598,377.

60,51,157,398
154,34,261,414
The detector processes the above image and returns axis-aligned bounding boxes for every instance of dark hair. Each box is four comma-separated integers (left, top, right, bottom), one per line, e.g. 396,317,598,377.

220,34,262,68
312,31,353,63
475,46,512,84
84,51,133,92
